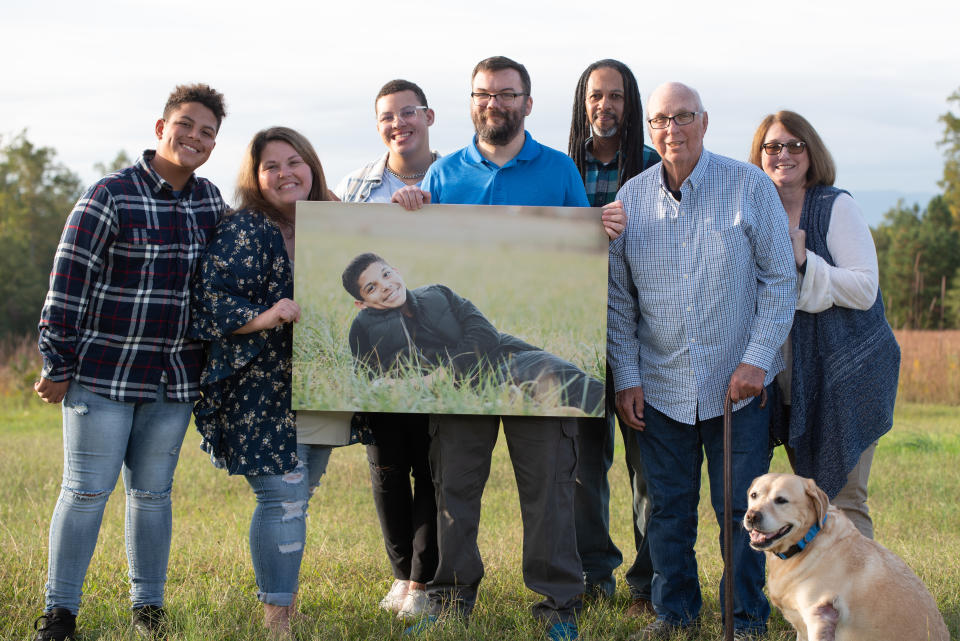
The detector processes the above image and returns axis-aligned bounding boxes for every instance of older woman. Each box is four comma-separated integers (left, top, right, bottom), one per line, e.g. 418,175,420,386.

749,111,900,538
190,126,351,638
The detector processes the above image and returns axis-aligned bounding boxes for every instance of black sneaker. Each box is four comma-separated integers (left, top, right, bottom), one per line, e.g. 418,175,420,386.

131,605,167,639
33,608,76,641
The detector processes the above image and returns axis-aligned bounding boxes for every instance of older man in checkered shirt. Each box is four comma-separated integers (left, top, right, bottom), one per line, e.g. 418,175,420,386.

608,82,795,641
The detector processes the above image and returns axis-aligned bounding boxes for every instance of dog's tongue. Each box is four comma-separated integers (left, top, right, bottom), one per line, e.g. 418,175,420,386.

749,530,770,544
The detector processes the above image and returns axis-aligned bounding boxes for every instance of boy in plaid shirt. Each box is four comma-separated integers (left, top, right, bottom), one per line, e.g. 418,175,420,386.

33,83,227,641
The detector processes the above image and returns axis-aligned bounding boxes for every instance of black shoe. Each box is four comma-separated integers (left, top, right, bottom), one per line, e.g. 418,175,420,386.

583,577,617,603
33,608,76,641
131,605,167,639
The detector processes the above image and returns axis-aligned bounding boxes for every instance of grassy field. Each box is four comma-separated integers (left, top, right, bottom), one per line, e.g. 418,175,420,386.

1,401,957,640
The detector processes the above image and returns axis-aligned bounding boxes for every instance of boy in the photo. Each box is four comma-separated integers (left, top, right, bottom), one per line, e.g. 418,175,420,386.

341,252,604,415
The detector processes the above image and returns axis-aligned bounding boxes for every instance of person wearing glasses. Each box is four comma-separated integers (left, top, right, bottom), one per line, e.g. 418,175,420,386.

333,79,440,621
335,79,439,202
390,56,599,214
748,111,899,539
393,56,612,641
608,82,795,640
566,58,660,616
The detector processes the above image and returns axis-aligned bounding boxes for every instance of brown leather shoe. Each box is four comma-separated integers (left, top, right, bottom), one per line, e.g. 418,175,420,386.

624,598,655,618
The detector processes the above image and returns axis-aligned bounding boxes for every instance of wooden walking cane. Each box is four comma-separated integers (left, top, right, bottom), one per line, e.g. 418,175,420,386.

723,387,766,641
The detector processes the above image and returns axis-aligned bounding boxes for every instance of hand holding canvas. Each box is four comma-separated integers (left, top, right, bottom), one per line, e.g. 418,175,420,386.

391,185,431,211
601,200,626,240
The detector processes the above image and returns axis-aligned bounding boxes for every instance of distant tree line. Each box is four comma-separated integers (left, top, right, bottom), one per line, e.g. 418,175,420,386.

2,89,960,341
873,87,960,329
0,133,130,339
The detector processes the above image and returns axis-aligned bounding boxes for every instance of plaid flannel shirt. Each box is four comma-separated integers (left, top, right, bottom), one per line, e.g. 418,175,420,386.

38,151,227,402
583,140,661,207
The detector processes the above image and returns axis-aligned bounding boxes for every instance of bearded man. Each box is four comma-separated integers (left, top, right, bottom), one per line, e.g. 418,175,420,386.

394,57,620,641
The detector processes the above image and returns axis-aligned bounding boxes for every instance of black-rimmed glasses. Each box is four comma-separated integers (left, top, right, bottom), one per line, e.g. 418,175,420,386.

647,111,702,129
470,92,527,106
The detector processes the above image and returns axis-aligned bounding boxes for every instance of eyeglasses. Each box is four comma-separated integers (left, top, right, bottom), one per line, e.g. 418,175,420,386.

377,105,427,125
761,141,807,155
647,111,702,129
470,92,527,106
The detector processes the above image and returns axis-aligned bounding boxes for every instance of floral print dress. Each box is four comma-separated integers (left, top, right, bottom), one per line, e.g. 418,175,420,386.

190,209,299,476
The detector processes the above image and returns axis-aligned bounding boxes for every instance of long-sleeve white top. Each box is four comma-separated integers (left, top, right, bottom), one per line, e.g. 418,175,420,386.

796,192,878,313
779,192,879,405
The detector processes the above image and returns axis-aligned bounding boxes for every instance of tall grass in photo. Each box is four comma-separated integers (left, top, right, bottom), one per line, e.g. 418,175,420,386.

291,203,607,417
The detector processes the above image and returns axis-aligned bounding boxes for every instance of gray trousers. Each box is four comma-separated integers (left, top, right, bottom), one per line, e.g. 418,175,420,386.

832,441,877,539
426,414,583,624
785,441,878,539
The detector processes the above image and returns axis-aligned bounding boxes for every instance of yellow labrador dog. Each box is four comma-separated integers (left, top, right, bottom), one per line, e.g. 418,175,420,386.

744,473,948,641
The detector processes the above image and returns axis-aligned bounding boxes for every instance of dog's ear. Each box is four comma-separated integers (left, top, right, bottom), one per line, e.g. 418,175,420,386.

803,477,830,527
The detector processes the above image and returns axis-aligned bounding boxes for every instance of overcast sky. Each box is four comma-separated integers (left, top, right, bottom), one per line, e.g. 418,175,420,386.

3,0,958,209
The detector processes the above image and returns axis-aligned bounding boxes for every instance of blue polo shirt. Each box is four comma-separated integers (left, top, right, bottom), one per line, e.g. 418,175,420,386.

422,131,589,207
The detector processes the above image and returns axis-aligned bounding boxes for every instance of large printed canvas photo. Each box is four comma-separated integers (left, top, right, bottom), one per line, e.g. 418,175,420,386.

291,202,608,417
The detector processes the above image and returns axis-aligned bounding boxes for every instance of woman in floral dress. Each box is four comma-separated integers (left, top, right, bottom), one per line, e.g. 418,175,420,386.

190,126,350,639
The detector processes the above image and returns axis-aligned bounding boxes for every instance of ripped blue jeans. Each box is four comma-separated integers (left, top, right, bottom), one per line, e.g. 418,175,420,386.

245,443,332,606
46,381,192,614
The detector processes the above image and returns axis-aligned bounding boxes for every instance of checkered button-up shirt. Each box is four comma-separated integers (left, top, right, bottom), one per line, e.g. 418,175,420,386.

607,149,796,424
38,151,227,402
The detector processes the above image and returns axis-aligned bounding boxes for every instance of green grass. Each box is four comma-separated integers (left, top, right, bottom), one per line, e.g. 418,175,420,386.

1,402,958,640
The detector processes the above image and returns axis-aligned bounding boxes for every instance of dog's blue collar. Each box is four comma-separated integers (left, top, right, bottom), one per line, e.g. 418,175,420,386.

775,513,828,560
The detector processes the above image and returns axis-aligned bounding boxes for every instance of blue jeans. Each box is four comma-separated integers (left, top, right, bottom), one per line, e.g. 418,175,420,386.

245,443,332,606
636,393,771,632
45,382,193,614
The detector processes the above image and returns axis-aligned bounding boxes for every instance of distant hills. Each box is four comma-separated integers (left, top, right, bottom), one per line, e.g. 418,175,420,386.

850,190,937,228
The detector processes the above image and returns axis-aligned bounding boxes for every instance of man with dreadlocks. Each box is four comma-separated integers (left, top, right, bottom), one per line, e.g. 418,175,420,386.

567,59,660,618
568,59,660,207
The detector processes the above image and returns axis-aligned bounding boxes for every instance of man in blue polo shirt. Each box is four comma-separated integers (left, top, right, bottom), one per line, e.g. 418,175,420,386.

395,57,621,641
392,56,590,211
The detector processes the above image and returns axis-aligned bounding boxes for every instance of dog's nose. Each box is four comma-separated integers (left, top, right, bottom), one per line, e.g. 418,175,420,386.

745,509,762,527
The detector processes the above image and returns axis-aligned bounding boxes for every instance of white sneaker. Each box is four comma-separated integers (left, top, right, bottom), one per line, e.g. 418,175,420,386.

379,579,409,613
397,589,429,619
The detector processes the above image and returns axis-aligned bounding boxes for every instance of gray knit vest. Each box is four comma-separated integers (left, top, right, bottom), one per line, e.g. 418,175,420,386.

787,185,900,498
